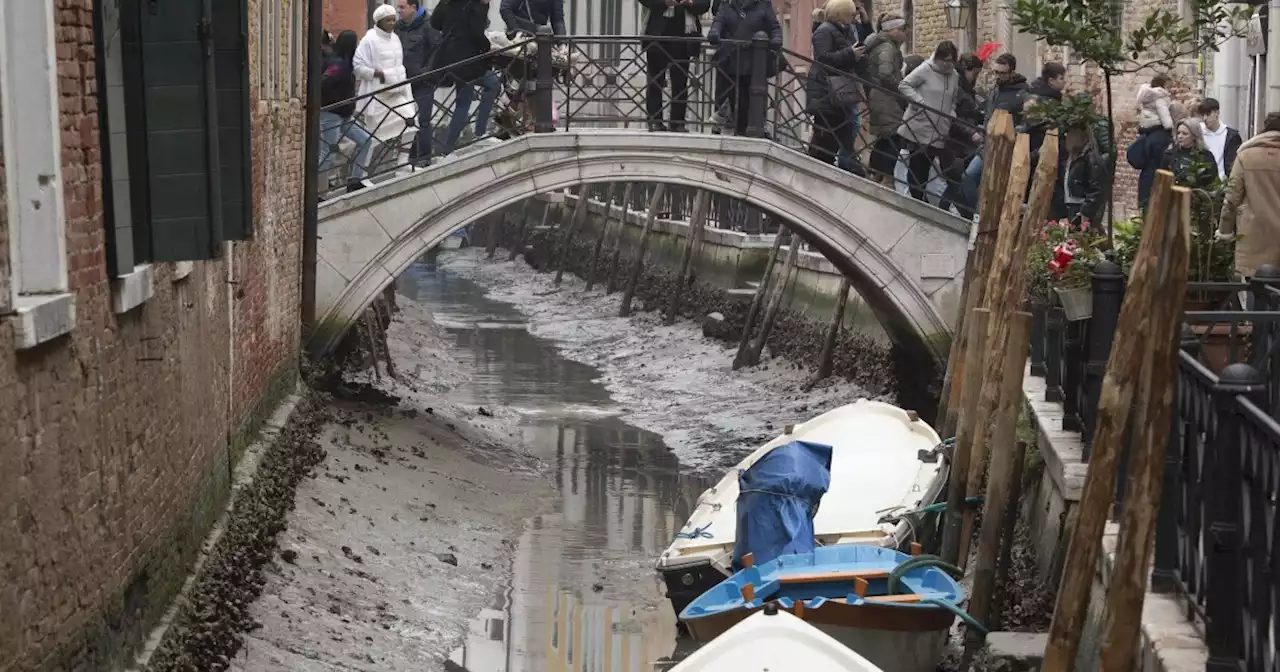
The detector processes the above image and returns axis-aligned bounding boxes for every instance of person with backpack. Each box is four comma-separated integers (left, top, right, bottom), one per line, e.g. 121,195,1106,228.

319,30,376,193
396,0,442,168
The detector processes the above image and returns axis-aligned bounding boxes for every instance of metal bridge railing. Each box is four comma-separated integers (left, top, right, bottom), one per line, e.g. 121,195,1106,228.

318,29,971,216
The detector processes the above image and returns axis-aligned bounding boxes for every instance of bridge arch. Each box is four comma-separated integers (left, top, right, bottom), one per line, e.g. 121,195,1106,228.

311,130,969,361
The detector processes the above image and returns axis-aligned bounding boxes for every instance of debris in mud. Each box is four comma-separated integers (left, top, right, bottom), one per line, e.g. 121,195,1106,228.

341,546,365,564
435,552,458,566
592,583,604,593
280,549,299,564
478,406,492,417
144,396,327,672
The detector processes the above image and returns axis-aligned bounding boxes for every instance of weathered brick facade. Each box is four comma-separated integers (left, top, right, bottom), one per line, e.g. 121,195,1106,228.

0,1,306,670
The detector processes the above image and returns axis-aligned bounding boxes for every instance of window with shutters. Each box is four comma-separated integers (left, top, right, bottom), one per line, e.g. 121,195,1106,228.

2,0,76,347
93,0,255,277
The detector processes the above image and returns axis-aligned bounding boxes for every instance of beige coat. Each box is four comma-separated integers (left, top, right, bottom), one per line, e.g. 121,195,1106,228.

1219,131,1280,277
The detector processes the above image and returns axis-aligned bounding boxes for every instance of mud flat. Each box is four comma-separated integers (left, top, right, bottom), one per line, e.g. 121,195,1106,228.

228,298,553,671
436,248,890,474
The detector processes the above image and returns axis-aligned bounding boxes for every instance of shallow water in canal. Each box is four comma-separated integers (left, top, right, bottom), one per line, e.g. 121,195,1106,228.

398,255,711,672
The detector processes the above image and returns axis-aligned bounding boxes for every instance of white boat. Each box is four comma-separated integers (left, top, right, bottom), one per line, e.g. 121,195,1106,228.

670,605,886,672
655,399,948,620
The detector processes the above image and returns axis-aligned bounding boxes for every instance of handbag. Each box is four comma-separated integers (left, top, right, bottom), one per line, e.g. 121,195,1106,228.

829,74,861,107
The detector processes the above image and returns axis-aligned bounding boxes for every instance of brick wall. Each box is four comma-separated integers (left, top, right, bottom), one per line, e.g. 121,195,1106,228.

325,0,370,36
0,1,305,670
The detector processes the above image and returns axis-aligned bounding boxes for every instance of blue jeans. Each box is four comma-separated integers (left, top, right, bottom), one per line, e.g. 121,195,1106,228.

411,86,436,165
836,105,861,170
961,153,983,214
445,70,501,154
319,111,374,181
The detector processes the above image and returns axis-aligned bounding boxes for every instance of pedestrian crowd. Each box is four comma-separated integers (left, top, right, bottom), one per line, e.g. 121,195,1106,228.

314,0,1280,282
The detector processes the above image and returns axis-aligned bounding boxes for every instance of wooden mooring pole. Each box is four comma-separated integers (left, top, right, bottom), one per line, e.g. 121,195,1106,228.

734,228,786,370
665,190,710,325
1042,171,1183,671
810,277,852,386
555,187,589,286
585,183,619,291
619,184,666,317
509,200,533,262
1097,185,1189,672
936,110,1017,438
740,234,800,369
993,439,1027,631
606,184,636,295
939,306,991,565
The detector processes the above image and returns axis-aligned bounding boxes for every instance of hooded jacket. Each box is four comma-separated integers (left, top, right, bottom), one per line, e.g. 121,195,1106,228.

984,73,1028,126
897,57,960,148
1220,131,1280,276
500,0,566,36
353,21,416,138
707,0,784,76
396,7,442,93
1136,83,1173,129
863,30,904,137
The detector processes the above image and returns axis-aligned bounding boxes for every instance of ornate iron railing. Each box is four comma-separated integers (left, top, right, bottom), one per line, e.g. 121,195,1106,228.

318,29,970,214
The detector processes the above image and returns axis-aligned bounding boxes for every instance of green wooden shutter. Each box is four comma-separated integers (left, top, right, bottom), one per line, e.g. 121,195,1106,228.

138,0,223,261
213,0,252,240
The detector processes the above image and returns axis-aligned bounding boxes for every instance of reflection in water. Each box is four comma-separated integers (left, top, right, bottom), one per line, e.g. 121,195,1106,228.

399,254,711,671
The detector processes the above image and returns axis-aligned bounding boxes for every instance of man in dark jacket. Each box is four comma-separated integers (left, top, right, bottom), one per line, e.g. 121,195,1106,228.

1198,98,1243,181
1023,61,1066,155
639,0,711,132
500,0,566,36
707,0,783,136
396,0,442,167
958,52,1027,217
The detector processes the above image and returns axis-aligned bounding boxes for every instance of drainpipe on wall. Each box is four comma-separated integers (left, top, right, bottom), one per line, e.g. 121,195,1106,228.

1216,21,1244,129
301,0,323,334
1269,0,1280,110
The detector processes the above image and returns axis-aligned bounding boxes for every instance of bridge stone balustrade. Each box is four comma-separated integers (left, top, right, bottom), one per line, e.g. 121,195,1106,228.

311,130,971,362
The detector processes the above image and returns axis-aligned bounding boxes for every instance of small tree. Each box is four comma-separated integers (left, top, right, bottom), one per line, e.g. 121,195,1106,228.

1011,0,1252,220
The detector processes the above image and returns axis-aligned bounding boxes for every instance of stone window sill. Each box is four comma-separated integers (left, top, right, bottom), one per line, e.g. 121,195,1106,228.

8,293,76,349
113,264,155,314
173,261,194,281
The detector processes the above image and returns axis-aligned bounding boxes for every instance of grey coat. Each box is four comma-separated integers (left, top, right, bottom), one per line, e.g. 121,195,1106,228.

897,58,960,148
863,31,904,137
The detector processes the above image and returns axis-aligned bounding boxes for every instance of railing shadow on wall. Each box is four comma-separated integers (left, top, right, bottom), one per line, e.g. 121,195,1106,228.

1026,262,1280,669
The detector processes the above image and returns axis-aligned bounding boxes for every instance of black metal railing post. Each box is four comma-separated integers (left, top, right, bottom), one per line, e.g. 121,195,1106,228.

1204,363,1263,670
1084,260,1125,455
534,27,555,133
1063,320,1085,436
1045,303,1065,403
1030,300,1047,376
1151,325,1198,593
745,31,769,139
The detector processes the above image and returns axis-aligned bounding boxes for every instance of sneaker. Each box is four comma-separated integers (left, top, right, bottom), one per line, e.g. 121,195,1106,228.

648,121,667,132
346,179,371,193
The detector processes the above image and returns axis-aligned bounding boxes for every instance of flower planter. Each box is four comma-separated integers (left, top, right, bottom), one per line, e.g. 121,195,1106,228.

1054,286,1093,321
1191,323,1253,375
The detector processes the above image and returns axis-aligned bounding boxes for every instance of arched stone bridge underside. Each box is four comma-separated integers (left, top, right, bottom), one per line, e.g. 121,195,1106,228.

311,130,970,361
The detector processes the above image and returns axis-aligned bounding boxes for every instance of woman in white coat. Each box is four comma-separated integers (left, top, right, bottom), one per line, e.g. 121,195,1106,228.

354,4,417,173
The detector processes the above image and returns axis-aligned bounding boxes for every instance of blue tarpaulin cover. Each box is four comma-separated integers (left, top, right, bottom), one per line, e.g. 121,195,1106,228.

731,440,833,571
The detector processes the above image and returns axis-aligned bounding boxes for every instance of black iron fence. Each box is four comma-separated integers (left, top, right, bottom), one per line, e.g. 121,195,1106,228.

1026,264,1280,669
318,29,971,214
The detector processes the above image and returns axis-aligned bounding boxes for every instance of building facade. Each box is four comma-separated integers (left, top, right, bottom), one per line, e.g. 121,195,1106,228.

0,0,307,669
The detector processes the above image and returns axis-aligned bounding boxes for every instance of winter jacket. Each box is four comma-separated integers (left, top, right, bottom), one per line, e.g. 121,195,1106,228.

947,74,983,157
1161,145,1220,191
638,0,711,36
983,73,1029,127
897,58,960,149
1202,122,1243,180
863,31,904,137
1022,77,1062,156
431,0,494,84
707,0,783,77
1136,84,1173,130
353,26,416,139
396,8,442,92
1126,125,1172,210
806,21,864,113
1051,147,1108,225
321,53,357,118
1220,131,1280,276
500,0,566,36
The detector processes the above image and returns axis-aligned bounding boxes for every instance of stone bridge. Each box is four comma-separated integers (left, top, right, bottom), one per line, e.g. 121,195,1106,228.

310,130,971,360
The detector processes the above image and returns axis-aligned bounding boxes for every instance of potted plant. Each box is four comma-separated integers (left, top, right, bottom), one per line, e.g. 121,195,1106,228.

1028,218,1107,320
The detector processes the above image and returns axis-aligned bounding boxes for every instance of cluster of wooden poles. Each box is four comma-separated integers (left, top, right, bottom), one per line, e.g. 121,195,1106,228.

490,180,855,387
932,109,1193,670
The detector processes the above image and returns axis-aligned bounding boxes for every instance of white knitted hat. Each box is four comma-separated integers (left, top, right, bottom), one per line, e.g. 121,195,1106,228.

372,4,396,24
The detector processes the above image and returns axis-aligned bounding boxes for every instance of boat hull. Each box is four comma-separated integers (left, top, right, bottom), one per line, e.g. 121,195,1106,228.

659,561,726,624
685,603,951,672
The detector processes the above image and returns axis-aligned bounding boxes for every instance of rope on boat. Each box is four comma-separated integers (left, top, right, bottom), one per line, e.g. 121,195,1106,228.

674,523,714,540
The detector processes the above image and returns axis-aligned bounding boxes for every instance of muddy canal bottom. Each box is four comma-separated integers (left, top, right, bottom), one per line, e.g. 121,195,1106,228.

399,258,710,671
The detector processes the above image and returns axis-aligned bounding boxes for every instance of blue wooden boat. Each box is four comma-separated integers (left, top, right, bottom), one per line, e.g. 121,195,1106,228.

678,545,965,672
